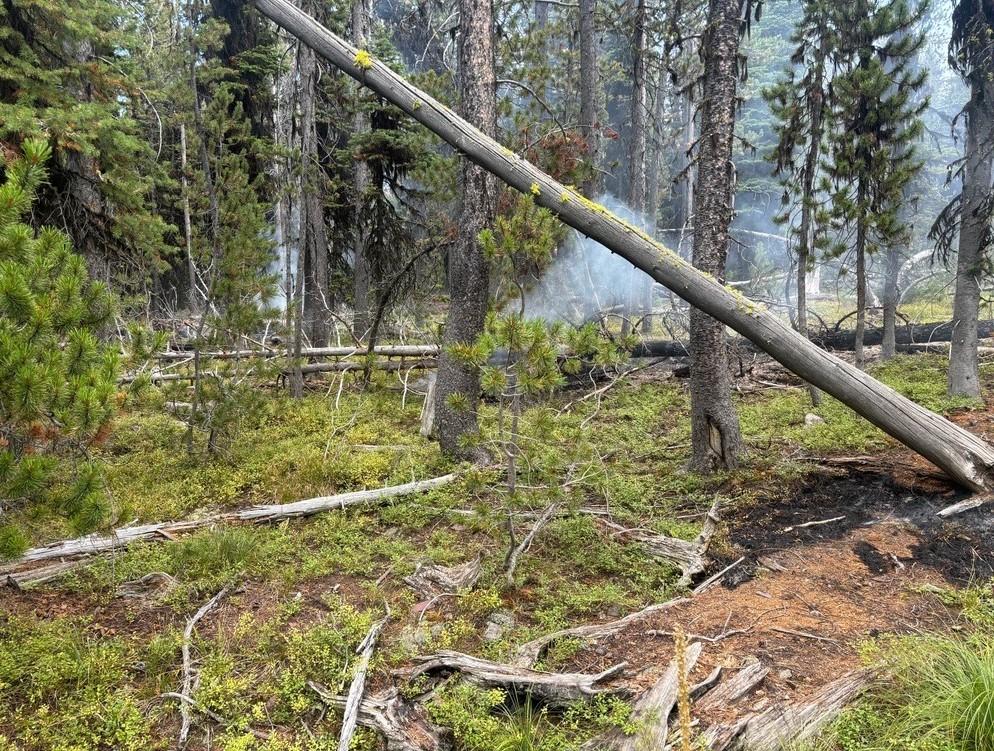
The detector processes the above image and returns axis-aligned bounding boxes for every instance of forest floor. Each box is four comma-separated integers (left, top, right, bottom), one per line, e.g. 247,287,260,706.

1,352,992,751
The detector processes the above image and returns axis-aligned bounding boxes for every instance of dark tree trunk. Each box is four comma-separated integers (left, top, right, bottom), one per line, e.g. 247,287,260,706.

432,0,497,458
299,30,331,347
622,0,648,338
578,0,599,197
352,0,374,339
949,78,994,397
689,0,743,472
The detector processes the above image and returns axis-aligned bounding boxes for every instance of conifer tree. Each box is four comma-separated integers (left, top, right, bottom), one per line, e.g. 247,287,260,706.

822,0,928,368
763,0,835,402
935,0,994,397
0,140,118,558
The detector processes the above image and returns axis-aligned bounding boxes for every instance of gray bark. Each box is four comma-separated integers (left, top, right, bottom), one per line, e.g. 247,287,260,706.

881,245,901,360
854,194,868,368
352,0,374,339
949,78,994,397
689,0,743,471
249,0,994,492
432,0,497,458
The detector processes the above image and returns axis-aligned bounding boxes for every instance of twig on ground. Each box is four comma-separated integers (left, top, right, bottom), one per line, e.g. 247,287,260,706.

178,587,231,748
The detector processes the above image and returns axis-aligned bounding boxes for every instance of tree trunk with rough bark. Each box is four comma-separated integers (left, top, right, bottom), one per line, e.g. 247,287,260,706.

622,0,649,338
352,0,374,340
949,78,994,397
579,0,599,197
248,0,994,493
881,245,901,360
689,0,743,472
854,212,867,368
299,12,330,347
431,0,497,458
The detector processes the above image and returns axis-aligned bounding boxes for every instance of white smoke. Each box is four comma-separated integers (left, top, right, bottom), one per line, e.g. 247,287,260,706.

522,194,657,324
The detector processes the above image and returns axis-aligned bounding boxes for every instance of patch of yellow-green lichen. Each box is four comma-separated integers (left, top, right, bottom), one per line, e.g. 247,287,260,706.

530,182,541,197
411,99,421,110
501,146,515,157
354,49,374,70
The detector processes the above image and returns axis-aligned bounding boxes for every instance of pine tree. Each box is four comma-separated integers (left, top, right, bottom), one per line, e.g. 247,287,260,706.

763,0,836,402
823,0,928,368
0,140,118,558
936,0,994,397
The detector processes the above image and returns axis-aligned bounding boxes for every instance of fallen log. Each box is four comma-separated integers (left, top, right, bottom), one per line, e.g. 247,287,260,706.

309,683,452,751
407,650,626,706
1,474,456,573
812,320,994,350
248,0,994,493
703,669,873,751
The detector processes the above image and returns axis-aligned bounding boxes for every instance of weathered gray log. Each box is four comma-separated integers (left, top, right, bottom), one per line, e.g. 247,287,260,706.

248,0,994,492
621,641,703,750
703,669,873,751
156,344,439,360
296,358,436,374
512,598,690,668
1,474,456,571
407,651,626,706
339,616,388,751
694,658,769,715
309,683,452,751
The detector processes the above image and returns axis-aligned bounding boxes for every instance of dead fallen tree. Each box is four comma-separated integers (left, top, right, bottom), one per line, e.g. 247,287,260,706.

406,651,626,706
812,319,994,350
1,474,456,576
249,0,994,493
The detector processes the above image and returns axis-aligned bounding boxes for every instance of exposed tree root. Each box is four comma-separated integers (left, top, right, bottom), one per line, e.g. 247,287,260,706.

406,651,627,706
404,555,483,597
309,683,453,751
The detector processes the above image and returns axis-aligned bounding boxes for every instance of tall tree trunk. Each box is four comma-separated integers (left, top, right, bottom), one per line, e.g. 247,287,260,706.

643,53,669,334
299,30,331,347
578,0,599,197
854,198,868,368
881,245,901,360
179,123,198,312
689,0,743,472
432,0,497,458
352,0,374,339
949,78,994,397
796,39,826,403
622,0,648,337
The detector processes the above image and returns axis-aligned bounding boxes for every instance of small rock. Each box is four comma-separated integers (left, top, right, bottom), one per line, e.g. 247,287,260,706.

483,610,515,642
778,669,792,680
804,413,825,427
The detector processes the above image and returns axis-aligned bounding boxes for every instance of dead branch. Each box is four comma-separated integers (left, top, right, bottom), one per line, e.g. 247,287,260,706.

693,556,745,595
407,650,626,706
309,683,452,751
178,587,230,748
2,474,457,573
504,503,558,585
339,614,389,751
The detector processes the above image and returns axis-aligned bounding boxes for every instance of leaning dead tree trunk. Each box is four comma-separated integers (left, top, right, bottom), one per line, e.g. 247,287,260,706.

248,0,994,493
